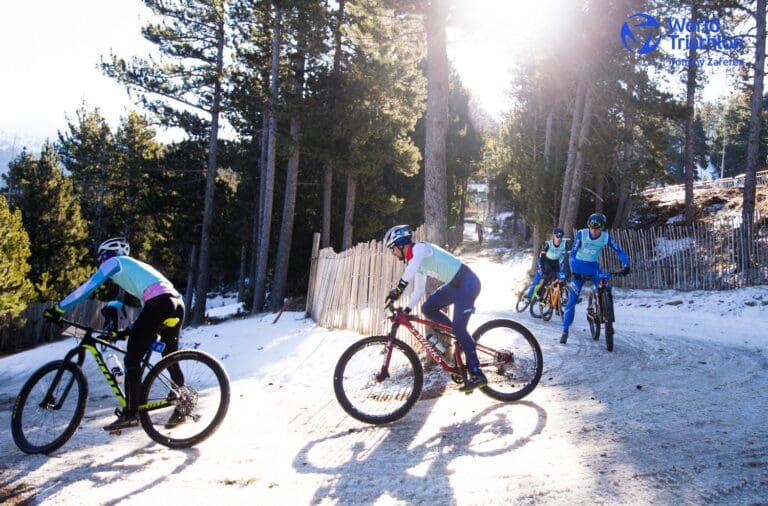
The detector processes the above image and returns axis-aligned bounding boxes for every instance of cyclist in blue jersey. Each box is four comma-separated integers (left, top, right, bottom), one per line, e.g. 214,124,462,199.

524,227,568,302
43,237,186,431
383,225,486,393
101,299,127,333
560,214,630,344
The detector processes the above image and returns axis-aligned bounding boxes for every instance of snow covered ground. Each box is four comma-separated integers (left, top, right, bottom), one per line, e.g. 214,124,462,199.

1,233,767,505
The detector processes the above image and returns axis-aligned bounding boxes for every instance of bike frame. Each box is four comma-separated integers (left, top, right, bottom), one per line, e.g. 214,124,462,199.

43,319,169,414
382,304,501,379
591,273,614,323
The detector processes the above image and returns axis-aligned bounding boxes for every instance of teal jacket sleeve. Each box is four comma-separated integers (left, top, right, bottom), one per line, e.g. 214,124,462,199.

59,258,122,311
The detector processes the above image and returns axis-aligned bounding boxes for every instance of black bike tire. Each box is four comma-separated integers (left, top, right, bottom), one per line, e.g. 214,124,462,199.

12,360,89,454
588,291,601,341
515,289,530,312
333,336,423,425
139,350,231,449
472,319,543,402
602,291,615,352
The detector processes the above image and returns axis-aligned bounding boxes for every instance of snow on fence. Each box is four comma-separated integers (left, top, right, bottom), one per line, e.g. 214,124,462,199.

639,169,768,197
306,227,428,340
601,211,768,290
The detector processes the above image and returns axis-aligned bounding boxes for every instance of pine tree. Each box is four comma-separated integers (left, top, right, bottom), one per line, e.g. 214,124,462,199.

113,112,163,253
0,195,34,328
5,143,91,300
102,0,229,324
57,105,116,244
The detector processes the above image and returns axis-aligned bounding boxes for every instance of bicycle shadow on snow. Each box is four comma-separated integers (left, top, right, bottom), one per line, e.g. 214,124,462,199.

293,396,546,504
2,425,201,504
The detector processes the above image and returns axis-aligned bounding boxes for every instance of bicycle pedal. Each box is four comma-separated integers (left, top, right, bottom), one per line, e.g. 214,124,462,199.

107,429,123,436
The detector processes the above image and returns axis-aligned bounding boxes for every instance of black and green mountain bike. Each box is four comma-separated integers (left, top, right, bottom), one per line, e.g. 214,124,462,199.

11,317,230,454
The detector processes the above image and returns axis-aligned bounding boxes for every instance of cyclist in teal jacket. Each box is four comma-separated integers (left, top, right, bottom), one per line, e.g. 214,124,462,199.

561,214,630,344
44,237,186,431
524,227,568,302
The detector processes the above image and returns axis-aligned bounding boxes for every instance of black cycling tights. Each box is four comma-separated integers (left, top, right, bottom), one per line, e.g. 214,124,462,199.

124,294,185,414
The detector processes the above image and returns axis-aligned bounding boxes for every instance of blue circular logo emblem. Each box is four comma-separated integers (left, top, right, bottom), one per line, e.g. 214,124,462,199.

620,13,662,55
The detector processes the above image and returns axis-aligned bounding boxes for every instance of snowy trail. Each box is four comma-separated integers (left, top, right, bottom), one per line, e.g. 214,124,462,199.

1,236,767,504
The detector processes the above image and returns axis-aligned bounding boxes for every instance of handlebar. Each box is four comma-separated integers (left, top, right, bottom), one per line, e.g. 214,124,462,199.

53,317,127,342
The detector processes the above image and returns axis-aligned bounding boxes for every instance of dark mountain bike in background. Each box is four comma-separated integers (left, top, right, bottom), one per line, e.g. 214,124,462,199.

586,271,626,352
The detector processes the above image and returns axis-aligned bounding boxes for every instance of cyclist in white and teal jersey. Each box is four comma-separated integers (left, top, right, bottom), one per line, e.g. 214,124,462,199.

561,214,630,344
43,237,186,431
383,225,486,393
524,227,568,302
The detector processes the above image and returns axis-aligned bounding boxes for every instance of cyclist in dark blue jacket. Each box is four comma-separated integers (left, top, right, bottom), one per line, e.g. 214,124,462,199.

561,214,630,344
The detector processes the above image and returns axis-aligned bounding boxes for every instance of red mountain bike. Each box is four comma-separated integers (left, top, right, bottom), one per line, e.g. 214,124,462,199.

333,302,543,424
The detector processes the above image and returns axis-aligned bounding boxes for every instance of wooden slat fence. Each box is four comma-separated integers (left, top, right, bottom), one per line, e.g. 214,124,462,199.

601,210,768,290
0,299,139,354
306,227,428,343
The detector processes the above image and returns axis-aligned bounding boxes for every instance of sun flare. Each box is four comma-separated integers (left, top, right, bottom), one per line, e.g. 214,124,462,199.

448,0,571,119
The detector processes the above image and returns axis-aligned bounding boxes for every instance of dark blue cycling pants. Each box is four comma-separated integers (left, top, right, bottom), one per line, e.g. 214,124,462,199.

421,265,482,370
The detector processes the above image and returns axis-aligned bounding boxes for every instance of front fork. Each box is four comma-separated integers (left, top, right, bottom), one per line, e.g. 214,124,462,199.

41,347,88,410
375,323,400,382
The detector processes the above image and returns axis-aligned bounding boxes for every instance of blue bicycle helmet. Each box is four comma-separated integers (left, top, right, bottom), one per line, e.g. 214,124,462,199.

587,213,607,229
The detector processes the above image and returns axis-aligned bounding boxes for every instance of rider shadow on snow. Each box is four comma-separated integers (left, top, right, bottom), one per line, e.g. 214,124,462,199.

292,397,546,504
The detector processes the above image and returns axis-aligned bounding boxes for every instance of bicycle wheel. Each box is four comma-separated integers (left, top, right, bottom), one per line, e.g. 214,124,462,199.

472,319,543,402
515,288,530,312
587,291,601,341
11,360,88,454
602,291,615,352
139,350,230,449
333,336,423,425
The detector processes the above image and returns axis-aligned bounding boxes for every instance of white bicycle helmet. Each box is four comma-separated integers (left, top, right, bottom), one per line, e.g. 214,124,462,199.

97,237,130,257
383,225,413,249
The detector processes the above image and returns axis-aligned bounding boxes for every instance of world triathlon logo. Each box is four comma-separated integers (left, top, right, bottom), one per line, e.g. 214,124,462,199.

620,13,662,55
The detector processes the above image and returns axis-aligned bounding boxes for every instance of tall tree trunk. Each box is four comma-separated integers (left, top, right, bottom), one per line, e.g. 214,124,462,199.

683,3,698,225
271,47,305,312
249,0,273,305
424,0,449,246
253,7,281,313
341,173,356,250
615,88,635,228
544,108,554,163
191,12,225,326
531,224,542,273
321,0,345,250
562,84,594,235
249,103,270,294
559,75,587,227
741,0,766,275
